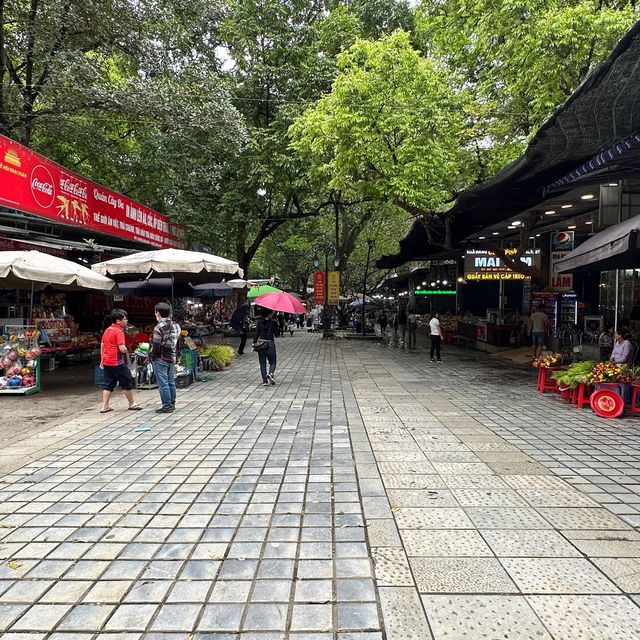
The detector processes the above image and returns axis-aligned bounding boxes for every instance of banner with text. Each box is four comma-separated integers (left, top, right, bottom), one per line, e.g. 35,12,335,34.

313,271,325,304
550,231,574,292
327,271,340,305
0,134,184,248
464,248,541,281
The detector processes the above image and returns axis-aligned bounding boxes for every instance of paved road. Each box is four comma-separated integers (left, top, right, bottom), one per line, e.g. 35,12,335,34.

1,333,639,639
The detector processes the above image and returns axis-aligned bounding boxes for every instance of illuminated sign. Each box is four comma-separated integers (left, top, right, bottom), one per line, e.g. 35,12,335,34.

464,248,541,281
414,290,456,295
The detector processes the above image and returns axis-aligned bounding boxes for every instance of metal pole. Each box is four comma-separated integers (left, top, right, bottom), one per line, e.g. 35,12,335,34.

614,269,619,332
362,241,373,336
323,249,330,338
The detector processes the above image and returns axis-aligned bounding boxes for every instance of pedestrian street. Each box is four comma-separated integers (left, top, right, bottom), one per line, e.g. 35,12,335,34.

1,332,640,639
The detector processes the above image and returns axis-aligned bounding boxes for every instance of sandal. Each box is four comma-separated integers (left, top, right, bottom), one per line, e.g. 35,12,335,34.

128,405,143,411
100,408,113,413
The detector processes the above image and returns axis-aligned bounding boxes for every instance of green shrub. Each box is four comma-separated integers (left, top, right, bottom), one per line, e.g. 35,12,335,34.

203,342,235,370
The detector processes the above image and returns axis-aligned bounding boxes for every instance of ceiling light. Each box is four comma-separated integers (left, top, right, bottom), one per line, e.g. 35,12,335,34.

422,281,426,285
512,221,522,226
568,225,576,229
507,225,516,229
606,183,618,187
561,204,572,209
585,221,593,225
492,232,499,236
535,233,541,237
430,282,436,287
581,194,595,200
544,210,555,215
442,280,448,285
529,236,534,239
478,236,485,240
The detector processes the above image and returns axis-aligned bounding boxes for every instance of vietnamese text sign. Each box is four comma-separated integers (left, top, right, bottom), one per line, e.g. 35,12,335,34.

313,271,325,304
550,251,573,292
0,134,184,248
327,271,340,305
464,248,541,280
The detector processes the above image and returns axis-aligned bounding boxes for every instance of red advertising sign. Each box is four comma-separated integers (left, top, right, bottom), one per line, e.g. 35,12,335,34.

0,134,184,249
313,271,326,304
0,236,67,258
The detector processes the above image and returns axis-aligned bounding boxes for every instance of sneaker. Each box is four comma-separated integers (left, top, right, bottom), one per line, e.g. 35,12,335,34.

267,373,275,385
262,381,269,386
437,359,442,363
430,358,435,362
155,406,174,413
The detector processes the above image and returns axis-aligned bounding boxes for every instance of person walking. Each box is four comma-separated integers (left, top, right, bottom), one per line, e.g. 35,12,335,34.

378,311,388,338
151,302,181,413
397,306,408,345
99,309,142,413
407,311,418,349
252,309,280,385
429,312,443,362
529,303,549,360
231,307,250,356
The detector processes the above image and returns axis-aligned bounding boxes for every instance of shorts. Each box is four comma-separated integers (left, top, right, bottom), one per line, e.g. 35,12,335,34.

531,332,545,346
102,364,133,391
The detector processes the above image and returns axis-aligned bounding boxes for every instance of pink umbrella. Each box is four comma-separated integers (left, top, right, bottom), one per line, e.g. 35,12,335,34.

255,291,307,314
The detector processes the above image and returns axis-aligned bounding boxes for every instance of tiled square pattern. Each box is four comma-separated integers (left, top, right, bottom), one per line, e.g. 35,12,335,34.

2,334,640,639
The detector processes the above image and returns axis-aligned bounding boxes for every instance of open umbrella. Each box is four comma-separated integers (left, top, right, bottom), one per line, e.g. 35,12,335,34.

192,282,233,298
229,302,251,330
0,251,115,291
0,250,116,318
255,291,307,315
118,278,197,298
92,248,242,284
247,284,282,299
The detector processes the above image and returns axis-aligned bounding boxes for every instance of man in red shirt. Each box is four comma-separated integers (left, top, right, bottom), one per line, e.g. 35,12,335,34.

100,309,142,413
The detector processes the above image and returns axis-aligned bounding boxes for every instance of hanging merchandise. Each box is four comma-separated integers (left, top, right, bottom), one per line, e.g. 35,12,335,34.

0,325,42,395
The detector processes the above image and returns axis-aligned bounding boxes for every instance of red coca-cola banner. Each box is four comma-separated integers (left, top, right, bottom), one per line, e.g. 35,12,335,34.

0,134,184,249
313,271,325,305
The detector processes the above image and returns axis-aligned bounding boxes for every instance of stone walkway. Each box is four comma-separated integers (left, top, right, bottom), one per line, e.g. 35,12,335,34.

0,333,639,639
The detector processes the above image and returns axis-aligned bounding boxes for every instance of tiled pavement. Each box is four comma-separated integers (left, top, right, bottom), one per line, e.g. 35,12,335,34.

0,333,640,639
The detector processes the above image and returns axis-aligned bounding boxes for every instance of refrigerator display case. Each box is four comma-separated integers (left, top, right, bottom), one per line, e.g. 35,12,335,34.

559,293,578,330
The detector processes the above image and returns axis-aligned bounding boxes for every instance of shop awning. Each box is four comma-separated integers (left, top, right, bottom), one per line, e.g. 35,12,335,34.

377,19,640,269
555,213,640,273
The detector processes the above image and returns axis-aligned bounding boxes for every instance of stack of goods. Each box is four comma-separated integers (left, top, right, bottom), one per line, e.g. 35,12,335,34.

0,330,41,392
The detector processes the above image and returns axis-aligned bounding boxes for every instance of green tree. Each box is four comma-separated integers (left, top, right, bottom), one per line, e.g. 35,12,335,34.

290,30,475,252
1,0,244,217
415,0,638,175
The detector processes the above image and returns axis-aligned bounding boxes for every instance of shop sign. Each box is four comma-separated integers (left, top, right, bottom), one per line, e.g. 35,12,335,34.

551,231,574,252
414,289,456,295
0,236,66,258
313,271,325,304
0,134,184,248
464,248,541,281
550,250,573,292
327,271,340,305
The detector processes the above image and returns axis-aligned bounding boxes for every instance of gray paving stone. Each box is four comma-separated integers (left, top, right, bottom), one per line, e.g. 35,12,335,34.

410,557,517,594
379,587,432,640
526,595,640,640
104,604,158,631
422,594,551,640
151,603,202,631
242,603,287,631
290,603,333,631
56,603,114,631
337,603,380,631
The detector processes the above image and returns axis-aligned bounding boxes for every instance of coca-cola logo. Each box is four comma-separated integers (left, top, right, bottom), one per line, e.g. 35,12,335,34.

31,165,55,208
60,176,88,201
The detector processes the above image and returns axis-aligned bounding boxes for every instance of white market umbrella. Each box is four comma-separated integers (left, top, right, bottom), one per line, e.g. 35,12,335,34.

0,251,116,291
92,248,243,284
0,250,116,320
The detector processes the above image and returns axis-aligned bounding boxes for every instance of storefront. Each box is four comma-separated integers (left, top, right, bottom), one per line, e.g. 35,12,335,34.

0,134,186,378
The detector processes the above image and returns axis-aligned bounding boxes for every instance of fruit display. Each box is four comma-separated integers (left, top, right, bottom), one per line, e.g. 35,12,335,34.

0,325,40,394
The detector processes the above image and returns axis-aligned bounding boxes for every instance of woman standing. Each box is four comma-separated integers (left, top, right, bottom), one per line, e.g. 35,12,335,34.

252,309,280,385
429,312,443,362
